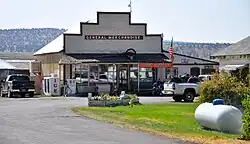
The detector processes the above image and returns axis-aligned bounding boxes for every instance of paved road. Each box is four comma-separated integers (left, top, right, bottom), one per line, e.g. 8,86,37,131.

0,97,190,144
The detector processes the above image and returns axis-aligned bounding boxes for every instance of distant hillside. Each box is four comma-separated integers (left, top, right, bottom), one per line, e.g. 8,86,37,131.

163,41,231,59
0,28,231,58
0,28,66,52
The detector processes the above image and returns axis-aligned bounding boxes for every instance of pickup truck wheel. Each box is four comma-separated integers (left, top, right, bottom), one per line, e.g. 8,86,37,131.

184,91,195,102
173,96,182,102
29,92,34,98
1,93,6,97
0,91,6,97
21,93,26,98
7,91,13,98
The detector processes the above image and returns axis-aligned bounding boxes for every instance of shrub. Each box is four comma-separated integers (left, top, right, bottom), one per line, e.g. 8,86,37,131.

248,74,250,87
90,93,118,101
240,93,250,140
198,72,248,108
128,94,137,107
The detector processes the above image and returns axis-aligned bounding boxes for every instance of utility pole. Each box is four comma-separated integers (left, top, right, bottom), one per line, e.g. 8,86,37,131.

128,0,132,13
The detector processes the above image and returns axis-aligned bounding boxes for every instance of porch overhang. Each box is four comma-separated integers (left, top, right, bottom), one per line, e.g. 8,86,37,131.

59,53,172,67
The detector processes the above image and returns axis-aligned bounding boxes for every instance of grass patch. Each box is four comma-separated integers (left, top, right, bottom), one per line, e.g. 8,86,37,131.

72,103,248,144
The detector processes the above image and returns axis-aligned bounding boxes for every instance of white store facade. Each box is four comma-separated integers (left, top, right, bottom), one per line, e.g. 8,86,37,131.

34,12,172,95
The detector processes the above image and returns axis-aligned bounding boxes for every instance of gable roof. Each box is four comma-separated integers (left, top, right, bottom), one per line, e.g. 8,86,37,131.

35,11,163,55
0,59,16,70
211,36,250,56
34,24,81,55
0,52,35,60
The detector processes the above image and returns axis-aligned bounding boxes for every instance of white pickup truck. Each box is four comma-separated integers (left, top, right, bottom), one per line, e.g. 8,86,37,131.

162,77,200,102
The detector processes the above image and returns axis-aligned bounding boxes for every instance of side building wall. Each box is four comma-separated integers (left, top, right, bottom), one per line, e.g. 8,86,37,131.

34,52,71,82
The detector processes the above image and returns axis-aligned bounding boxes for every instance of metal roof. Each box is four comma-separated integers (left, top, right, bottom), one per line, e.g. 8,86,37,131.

0,52,35,60
59,53,171,64
219,64,246,72
6,60,35,70
0,59,16,70
34,24,81,55
211,36,250,56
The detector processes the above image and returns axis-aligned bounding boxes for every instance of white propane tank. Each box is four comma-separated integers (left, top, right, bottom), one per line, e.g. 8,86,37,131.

194,103,243,134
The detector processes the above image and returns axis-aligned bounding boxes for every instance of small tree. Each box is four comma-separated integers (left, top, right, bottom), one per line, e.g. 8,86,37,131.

241,92,250,140
199,72,248,108
199,72,250,139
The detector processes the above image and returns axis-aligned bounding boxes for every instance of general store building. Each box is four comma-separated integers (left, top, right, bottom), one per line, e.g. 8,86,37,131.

34,12,172,95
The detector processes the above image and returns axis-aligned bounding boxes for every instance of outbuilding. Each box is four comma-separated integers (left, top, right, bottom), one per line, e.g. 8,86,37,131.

210,36,250,72
0,59,16,80
0,52,37,75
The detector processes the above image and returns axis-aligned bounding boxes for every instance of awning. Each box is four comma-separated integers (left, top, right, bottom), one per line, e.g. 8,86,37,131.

219,64,247,71
59,53,171,65
0,59,16,70
59,54,99,65
139,63,172,68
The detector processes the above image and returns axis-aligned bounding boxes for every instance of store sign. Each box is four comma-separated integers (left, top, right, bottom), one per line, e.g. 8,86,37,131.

181,59,189,64
204,65,213,69
139,63,173,68
85,35,143,40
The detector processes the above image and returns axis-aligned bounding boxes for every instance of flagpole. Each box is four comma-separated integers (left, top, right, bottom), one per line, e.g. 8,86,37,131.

169,37,174,78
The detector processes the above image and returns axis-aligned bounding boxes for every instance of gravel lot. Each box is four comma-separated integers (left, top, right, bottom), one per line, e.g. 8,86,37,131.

0,97,191,144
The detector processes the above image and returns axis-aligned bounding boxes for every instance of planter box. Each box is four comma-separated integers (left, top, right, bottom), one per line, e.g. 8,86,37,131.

88,100,106,107
88,98,140,107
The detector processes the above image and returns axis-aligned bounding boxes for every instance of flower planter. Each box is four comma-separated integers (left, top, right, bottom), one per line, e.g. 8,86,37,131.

88,98,140,107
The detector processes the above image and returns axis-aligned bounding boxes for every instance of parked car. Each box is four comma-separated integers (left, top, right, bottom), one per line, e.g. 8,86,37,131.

198,74,212,83
162,77,200,102
98,74,116,83
75,72,98,83
0,74,35,98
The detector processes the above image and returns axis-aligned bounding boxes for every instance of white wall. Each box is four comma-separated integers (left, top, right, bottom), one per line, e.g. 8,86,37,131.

163,52,219,78
65,13,162,54
175,65,219,76
165,53,218,64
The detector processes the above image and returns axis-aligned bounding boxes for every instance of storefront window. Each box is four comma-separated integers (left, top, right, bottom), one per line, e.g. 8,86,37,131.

131,67,153,82
165,67,178,79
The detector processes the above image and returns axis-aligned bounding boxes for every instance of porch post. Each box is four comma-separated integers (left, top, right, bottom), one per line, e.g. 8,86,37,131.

58,64,61,83
97,64,100,84
116,64,120,88
69,64,72,79
63,64,66,85
88,64,90,86
127,64,131,92
112,64,115,85
137,64,140,93
80,63,82,83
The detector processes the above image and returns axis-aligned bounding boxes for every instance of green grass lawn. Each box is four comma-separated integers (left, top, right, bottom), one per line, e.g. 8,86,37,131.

72,103,244,143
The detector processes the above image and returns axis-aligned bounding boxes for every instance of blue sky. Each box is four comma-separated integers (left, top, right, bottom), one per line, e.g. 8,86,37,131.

0,0,249,43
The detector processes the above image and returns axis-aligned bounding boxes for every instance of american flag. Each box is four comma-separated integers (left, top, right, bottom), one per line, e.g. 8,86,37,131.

169,37,174,61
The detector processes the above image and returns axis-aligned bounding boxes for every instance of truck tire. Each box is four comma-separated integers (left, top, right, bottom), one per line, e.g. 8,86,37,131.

0,90,6,97
7,91,13,98
29,92,34,98
173,95,182,102
183,91,195,102
21,93,26,98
